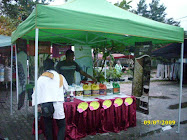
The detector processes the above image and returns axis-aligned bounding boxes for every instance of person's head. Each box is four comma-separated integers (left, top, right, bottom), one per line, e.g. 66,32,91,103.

117,60,121,65
66,49,74,62
43,58,54,71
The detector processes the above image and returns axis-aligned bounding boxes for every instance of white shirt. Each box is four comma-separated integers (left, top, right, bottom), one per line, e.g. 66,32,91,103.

32,70,68,119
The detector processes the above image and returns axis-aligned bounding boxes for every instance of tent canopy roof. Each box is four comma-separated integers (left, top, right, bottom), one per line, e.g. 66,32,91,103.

0,35,11,47
152,39,187,58
11,0,184,46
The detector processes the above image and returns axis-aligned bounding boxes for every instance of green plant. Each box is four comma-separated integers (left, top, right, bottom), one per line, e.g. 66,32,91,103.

123,68,133,77
93,47,114,82
106,68,122,80
93,69,105,83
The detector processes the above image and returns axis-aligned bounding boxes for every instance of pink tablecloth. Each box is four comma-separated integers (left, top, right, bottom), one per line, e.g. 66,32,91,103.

33,96,136,140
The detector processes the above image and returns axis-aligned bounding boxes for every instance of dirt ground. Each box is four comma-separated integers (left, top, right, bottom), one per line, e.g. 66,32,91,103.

0,80,187,140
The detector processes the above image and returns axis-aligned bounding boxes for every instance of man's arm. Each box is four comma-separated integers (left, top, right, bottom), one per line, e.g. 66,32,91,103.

74,61,97,83
79,70,97,83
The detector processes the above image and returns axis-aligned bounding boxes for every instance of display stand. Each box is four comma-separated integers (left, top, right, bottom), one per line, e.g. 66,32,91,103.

132,42,152,114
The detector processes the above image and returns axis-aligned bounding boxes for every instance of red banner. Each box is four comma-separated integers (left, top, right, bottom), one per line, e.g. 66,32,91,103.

28,41,51,56
52,44,71,58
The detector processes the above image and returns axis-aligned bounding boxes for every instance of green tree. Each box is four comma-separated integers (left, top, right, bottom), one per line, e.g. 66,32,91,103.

1,0,53,21
136,0,149,17
165,17,180,26
149,0,166,22
133,0,180,26
0,0,53,36
0,15,19,36
114,0,132,10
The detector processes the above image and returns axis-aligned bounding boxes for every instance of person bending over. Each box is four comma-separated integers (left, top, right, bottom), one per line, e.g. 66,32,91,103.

32,58,68,140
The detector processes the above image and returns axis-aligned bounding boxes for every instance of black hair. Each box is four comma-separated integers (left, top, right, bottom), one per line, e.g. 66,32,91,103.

66,49,74,56
43,58,54,71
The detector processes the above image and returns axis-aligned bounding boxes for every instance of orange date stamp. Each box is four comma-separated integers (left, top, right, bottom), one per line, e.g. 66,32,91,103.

143,120,175,125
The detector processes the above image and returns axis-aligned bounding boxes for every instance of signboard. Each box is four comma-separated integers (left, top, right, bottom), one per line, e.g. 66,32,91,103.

132,41,152,114
74,45,93,84
124,97,133,106
77,102,88,113
16,39,27,110
52,44,71,58
114,98,123,107
102,100,112,109
17,51,27,110
28,41,51,56
89,101,100,111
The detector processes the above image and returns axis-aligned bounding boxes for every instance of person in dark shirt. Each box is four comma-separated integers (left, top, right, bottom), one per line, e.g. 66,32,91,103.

56,49,96,85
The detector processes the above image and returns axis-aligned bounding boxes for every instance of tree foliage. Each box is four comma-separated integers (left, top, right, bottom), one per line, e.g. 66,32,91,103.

0,0,53,36
1,0,53,20
114,0,132,10
0,15,20,36
136,0,149,17
132,0,180,26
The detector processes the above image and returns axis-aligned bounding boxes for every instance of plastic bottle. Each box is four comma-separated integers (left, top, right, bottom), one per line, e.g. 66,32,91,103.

113,82,120,94
67,86,75,101
91,83,100,96
70,91,74,102
64,92,68,102
99,83,107,95
83,83,91,97
75,85,84,98
106,82,113,95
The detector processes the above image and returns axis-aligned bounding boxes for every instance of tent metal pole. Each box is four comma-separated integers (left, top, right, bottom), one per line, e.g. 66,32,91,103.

90,32,129,45
10,44,13,115
35,28,39,140
26,40,29,117
89,39,107,44
40,30,85,44
177,43,184,133
88,36,99,43
86,32,88,44
104,48,107,79
104,61,107,79
15,44,19,104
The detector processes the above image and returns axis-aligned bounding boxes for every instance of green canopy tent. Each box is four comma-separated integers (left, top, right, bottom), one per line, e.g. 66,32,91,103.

11,0,183,44
11,0,184,139
0,35,11,48
0,35,11,57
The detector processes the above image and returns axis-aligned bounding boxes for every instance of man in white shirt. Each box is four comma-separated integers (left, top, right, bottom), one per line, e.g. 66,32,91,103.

32,58,68,140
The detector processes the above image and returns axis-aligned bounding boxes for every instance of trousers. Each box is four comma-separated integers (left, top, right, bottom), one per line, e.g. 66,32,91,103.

43,117,66,140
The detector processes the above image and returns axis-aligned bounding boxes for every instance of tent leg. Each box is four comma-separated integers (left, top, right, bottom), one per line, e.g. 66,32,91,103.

104,48,107,79
26,97,28,117
26,42,29,117
105,60,107,79
10,44,13,115
35,28,39,140
15,44,19,104
176,43,184,133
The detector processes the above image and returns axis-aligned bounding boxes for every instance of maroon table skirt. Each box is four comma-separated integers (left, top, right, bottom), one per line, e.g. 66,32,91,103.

33,96,136,140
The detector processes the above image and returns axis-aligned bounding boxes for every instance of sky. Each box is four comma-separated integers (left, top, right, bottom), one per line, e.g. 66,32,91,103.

50,0,187,31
